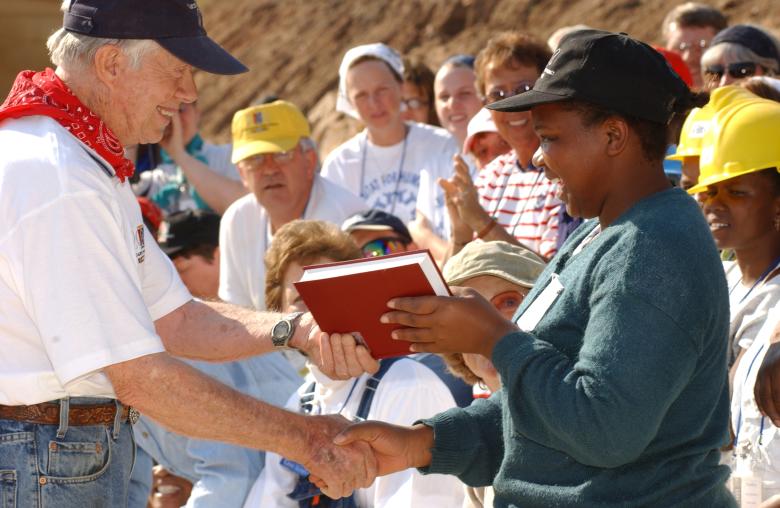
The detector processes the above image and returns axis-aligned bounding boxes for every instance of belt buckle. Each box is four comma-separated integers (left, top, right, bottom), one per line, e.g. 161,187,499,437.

127,407,140,425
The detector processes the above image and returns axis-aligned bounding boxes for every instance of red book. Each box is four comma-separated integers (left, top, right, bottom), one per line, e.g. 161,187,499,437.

294,250,451,359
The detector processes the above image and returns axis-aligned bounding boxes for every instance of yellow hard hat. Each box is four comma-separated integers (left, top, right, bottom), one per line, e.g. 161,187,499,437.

667,86,756,161
687,96,780,195
231,100,311,164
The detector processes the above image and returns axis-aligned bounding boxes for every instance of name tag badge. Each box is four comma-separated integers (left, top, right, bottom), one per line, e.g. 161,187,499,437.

516,273,564,332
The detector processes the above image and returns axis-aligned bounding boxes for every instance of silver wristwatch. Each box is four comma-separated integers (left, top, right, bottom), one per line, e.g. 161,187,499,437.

271,311,304,349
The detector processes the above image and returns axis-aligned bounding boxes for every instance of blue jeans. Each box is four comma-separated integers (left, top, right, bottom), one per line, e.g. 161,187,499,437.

0,397,135,508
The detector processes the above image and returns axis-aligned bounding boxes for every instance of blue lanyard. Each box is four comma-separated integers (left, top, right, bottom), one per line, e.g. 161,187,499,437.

733,343,767,452
736,255,780,305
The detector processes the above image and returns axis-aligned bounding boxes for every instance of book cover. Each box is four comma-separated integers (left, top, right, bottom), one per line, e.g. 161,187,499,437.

294,250,450,359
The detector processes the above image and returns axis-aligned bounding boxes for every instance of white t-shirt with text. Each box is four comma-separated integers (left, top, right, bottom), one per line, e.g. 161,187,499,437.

321,122,458,224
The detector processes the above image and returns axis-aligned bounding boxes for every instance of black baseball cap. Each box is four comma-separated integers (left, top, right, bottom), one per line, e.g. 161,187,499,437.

63,0,248,75
341,209,413,244
157,209,221,257
488,30,691,125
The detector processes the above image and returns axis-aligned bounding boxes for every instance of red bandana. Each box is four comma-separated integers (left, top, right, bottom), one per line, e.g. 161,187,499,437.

0,68,134,182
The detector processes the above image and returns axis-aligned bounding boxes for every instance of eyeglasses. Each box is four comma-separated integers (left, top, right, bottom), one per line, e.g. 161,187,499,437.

241,149,295,167
703,62,759,81
360,237,410,258
402,98,428,110
485,82,535,104
677,39,709,52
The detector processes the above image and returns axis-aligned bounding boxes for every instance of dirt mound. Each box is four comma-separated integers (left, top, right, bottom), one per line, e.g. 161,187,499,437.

195,0,779,156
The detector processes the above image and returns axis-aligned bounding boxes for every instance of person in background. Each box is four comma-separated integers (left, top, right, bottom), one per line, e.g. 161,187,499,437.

129,207,302,508
687,94,780,505
701,24,780,90
243,219,464,508
157,209,222,300
433,54,483,149
322,43,458,252
219,100,365,311
401,56,438,126
333,30,733,506
134,100,248,215
742,75,780,102
662,2,728,89
461,107,511,170
439,32,574,260
687,92,780,366
438,240,546,508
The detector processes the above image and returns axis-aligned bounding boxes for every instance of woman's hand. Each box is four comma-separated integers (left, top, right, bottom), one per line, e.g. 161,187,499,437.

381,286,518,358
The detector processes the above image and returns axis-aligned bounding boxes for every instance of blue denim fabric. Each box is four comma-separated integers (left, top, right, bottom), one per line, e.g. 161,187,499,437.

128,352,301,508
0,397,134,508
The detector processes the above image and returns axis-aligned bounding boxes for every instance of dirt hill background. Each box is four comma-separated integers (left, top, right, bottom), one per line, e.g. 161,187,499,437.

2,0,779,157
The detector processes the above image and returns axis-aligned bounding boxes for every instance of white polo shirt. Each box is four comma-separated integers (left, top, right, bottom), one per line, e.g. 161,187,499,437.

0,116,191,405
218,175,366,310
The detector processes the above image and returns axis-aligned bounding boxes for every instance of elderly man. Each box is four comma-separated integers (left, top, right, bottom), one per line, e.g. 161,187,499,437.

0,1,376,506
218,100,366,311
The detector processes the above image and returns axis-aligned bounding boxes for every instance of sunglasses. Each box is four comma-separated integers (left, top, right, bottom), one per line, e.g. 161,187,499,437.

485,82,535,104
360,237,410,258
703,62,759,81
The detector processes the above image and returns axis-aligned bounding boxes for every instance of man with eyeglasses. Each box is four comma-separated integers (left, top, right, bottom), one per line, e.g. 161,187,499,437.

440,32,577,260
218,100,366,312
661,2,728,89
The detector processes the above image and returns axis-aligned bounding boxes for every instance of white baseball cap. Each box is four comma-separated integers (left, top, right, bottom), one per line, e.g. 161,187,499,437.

462,107,499,154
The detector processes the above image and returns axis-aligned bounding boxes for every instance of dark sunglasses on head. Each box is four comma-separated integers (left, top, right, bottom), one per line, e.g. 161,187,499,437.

704,62,759,81
360,237,410,258
485,82,535,104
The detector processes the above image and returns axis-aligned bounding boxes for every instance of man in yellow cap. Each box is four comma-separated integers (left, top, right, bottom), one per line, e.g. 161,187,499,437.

219,100,366,312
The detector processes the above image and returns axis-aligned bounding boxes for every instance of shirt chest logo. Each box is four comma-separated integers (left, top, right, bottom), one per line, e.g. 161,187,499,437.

134,224,146,264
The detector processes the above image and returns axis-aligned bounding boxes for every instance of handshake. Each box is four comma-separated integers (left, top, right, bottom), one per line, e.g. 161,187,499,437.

292,414,435,500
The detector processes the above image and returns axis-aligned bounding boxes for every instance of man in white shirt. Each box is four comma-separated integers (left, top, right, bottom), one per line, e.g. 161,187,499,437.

0,2,377,506
218,100,366,311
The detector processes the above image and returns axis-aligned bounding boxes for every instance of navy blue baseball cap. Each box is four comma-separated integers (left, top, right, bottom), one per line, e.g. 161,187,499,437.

63,0,248,75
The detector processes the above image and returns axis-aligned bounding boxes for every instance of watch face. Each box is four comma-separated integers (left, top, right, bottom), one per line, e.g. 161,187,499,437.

273,320,292,340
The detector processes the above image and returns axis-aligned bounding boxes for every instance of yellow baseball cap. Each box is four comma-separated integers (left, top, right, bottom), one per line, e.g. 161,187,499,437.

230,100,311,164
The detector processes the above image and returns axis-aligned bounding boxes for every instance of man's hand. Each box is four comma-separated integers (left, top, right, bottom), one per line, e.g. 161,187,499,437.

381,286,518,357
299,415,379,499
289,313,379,379
330,422,434,477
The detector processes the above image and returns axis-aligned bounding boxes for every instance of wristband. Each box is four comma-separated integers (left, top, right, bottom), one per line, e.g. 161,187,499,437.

477,218,497,239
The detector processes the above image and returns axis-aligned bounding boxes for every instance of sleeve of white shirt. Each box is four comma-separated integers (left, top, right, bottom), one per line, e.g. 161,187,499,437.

365,360,465,508
217,202,253,307
11,191,188,385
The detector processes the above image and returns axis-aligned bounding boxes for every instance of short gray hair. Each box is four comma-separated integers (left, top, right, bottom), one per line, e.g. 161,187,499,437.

47,28,158,71
298,136,321,172
702,42,780,75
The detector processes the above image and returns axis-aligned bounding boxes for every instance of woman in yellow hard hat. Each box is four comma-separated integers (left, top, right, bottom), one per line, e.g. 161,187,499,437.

689,93,780,503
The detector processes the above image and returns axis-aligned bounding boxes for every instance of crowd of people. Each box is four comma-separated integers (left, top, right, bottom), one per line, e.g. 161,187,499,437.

2,0,780,507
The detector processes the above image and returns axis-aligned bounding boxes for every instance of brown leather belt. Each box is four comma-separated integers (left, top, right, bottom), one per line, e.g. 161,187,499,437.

0,402,138,426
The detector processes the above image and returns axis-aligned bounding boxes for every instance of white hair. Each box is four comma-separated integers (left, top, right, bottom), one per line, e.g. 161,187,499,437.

298,136,321,171
47,1,157,71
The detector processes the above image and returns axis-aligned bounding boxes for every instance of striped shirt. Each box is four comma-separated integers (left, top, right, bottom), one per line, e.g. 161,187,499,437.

475,151,570,258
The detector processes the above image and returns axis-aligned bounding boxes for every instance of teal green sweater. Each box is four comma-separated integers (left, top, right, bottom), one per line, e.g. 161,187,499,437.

422,189,735,507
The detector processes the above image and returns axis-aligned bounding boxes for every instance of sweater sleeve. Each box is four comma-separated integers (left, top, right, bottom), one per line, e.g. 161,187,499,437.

418,395,505,487
491,283,700,468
